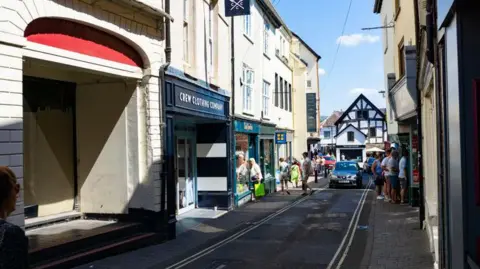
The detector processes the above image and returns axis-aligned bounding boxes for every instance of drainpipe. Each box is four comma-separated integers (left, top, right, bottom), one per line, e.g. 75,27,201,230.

159,0,173,239
230,16,236,208
414,0,425,228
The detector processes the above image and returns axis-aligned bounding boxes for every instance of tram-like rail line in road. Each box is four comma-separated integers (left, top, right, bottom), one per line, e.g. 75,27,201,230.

164,178,373,269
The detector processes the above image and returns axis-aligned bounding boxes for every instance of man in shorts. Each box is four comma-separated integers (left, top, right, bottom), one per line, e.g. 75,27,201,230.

301,152,314,195
398,150,409,204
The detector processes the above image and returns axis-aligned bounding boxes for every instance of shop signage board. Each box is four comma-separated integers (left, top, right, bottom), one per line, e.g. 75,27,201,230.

306,93,317,132
275,132,287,144
174,86,226,117
234,120,259,133
225,0,251,17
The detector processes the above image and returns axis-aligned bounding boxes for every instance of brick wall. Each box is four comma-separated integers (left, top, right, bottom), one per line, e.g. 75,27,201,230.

0,44,24,227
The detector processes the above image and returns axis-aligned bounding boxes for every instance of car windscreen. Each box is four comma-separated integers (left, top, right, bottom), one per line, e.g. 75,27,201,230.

324,157,333,161
335,162,358,171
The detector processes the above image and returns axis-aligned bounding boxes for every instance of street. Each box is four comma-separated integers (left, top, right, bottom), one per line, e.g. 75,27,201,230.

75,174,431,269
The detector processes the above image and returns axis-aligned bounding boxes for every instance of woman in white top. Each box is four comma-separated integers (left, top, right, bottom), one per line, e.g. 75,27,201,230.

247,158,263,201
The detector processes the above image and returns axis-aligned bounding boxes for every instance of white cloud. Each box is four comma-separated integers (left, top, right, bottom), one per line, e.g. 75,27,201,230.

336,34,380,47
318,68,326,76
349,88,379,96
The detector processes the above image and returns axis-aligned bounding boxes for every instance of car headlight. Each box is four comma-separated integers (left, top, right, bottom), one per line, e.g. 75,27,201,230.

330,174,338,179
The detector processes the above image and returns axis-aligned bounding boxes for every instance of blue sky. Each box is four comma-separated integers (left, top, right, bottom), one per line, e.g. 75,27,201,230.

274,0,386,116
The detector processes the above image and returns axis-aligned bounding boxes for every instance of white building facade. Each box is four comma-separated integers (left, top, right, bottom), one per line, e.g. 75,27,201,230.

0,0,169,230
291,32,321,158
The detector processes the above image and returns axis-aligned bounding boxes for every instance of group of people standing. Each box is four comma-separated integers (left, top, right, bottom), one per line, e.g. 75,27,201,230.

278,152,315,196
371,148,409,204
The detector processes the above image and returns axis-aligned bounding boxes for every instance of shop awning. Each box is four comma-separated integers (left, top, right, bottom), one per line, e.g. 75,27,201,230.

118,0,174,22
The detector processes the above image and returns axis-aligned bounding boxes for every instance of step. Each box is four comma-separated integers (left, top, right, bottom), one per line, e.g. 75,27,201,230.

32,232,159,269
29,222,149,268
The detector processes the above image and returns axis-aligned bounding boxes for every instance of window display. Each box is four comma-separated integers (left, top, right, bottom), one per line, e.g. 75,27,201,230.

235,133,250,196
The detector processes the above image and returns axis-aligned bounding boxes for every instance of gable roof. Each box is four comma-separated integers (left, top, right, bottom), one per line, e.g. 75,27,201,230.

334,94,386,126
321,111,343,127
292,32,321,60
334,124,367,138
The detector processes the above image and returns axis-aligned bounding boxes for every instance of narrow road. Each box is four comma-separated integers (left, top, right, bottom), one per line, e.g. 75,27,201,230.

154,175,374,269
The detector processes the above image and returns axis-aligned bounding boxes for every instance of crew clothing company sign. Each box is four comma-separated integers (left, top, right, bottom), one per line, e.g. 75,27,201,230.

175,87,225,117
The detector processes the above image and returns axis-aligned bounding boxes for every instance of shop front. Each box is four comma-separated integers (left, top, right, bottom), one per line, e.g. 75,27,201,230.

234,119,259,206
260,124,276,194
163,72,231,217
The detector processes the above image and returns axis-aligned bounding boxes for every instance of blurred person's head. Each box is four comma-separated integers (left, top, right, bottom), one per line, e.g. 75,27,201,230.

0,166,19,219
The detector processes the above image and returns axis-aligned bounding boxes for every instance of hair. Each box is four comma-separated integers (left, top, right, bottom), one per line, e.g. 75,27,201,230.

302,152,308,157
279,157,285,162
0,166,17,208
236,153,244,159
391,150,399,159
402,150,409,156
376,153,382,159
386,148,392,154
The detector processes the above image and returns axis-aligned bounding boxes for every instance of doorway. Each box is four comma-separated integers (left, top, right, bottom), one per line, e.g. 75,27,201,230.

176,135,197,215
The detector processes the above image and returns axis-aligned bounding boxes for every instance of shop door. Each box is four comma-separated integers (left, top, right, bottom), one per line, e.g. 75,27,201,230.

176,136,196,214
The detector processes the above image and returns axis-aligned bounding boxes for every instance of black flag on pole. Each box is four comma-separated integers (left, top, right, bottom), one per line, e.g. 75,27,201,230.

225,0,251,17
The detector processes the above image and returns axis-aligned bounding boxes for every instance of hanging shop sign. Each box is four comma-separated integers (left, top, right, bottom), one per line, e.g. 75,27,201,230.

234,120,259,133
306,93,317,132
275,132,287,144
225,0,251,17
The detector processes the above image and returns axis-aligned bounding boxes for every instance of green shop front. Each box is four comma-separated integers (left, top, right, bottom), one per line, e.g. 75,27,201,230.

233,119,276,206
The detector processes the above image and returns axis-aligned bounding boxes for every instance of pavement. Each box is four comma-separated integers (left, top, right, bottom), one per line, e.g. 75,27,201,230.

73,174,434,269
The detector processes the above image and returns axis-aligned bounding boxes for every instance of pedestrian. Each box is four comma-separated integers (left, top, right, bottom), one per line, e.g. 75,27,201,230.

371,153,384,200
314,155,321,182
0,166,29,269
290,159,300,188
388,150,400,204
398,150,409,204
247,158,263,202
381,148,392,202
236,153,249,194
301,152,314,195
292,158,302,188
279,158,290,195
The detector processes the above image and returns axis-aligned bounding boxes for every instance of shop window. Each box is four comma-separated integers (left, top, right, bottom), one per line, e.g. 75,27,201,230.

347,131,354,142
235,133,250,196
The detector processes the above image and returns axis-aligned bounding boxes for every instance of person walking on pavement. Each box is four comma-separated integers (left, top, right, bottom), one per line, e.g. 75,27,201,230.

381,148,392,202
290,159,300,188
314,155,322,183
371,153,385,200
236,153,249,195
388,150,400,204
398,150,409,204
247,158,263,202
292,158,302,188
0,166,29,269
279,158,291,195
301,152,314,195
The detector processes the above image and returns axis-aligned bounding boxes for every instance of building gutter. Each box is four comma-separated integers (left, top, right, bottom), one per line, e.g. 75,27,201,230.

414,0,425,228
158,0,174,239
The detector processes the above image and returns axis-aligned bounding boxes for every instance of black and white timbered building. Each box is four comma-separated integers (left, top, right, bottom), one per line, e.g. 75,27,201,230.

333,94,387,162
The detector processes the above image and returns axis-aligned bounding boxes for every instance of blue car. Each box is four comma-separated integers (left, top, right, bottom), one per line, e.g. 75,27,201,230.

328,161,363,189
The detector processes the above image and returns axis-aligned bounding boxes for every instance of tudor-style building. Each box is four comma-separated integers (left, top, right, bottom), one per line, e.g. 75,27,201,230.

334,94,387,161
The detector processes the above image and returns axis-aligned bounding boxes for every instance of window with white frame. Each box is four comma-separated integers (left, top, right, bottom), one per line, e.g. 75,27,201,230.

242,64,254,112
262,81,270,117
183,0,189,62
282,38,286,56
263,22,270,55
244,13,252,37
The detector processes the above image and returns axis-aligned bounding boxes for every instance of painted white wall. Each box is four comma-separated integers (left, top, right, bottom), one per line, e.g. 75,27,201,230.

292,48,307,159
378,0,398,135
271,27,293,130
320,126,337,145
299,40,320,137
0,0,166,226
335,125,366,146
233,1,274,122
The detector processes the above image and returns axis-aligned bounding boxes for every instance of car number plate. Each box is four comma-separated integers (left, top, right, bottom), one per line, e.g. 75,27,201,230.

339,180,350,183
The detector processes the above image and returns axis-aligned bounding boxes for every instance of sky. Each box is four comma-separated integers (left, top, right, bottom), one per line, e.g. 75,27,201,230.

274,0,386,116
